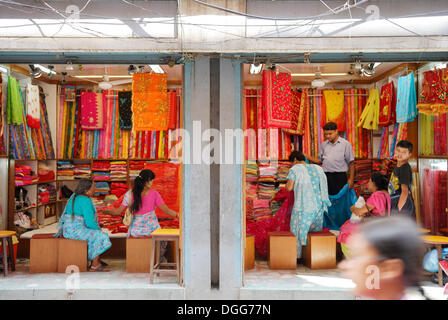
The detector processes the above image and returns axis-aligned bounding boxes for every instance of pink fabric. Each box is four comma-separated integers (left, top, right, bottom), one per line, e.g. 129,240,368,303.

122,190,165,215
337,191,391,244
80,92,105,130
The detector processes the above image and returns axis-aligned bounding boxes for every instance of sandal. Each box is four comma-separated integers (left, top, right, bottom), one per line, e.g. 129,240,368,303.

99,259,108,267
89,264,110,272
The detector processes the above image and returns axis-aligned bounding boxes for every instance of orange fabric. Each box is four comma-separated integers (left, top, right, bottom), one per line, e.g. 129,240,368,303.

132,73,169,131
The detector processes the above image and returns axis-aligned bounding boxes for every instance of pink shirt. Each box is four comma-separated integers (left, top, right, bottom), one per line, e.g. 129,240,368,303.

122,190,164,215
366,191,391,216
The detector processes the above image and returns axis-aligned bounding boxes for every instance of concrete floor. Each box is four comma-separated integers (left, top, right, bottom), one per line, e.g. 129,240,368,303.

1,258,446,300
241,260,448,300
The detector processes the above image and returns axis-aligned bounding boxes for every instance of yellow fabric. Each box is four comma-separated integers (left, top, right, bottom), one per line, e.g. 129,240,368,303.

357,88,380,130
0,230,16,237
152,228,179,235
323,90,344,122
420,114,434,155
340,243,352,259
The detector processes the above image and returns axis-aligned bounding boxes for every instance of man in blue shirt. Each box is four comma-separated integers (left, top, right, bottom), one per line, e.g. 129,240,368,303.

306,122,355,195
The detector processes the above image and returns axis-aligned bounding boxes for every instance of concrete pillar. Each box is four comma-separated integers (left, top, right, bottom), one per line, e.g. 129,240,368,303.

182,57,212,299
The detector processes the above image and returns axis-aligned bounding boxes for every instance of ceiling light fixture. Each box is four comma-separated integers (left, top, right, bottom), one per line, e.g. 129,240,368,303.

149,65,164,73
249,63,263,74
34,64,56,76
73,75,133,79
128,65,138,75
29,65,42,78
66,61,74,71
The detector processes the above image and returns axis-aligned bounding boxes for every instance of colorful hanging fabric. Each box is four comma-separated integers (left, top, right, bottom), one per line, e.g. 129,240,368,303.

379,82,396,127
245,89,258,160
261,70,292,128
420,114,434,155
7,76,24,125
417,67,448,116
396,72,417,123
132,73,168,131
283,89,308,136
434,114,447,155
25,83,41,129
80,92,105,130
167,90,178,130
323,90,345,131
358,88,380,130
118,91,132,130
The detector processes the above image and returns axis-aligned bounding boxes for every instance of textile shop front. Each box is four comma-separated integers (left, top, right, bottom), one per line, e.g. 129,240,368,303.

0,61,185,298
240,61,448,298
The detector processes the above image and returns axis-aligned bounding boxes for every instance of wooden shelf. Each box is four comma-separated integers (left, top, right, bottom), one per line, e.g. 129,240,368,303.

14,205,36,212
38,180,57,184
37,201,57,207
418,155,448,159
15,182,39,187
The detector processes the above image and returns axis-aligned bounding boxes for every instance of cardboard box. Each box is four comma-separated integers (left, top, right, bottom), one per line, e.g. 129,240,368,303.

126,237,152,273
268,231,297,270
57,238,88,273
303,231,336,270
244,235,255,271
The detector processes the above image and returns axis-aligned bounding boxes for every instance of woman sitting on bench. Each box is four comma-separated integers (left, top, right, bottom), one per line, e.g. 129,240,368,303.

55,179,112,272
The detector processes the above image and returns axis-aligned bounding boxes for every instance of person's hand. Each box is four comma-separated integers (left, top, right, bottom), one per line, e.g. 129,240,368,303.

348,178,354,189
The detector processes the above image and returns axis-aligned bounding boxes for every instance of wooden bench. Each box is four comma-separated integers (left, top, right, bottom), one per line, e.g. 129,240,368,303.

57,238,87,273
150,229,180,284
268,231,297,270
0,231,16,276
303,231,336,270
126,236,153,273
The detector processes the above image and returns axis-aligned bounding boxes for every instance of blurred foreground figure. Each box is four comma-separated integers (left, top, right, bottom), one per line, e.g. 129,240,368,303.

338,216,429,300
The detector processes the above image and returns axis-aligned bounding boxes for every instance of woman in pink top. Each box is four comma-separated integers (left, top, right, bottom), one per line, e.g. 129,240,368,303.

338,172,391,257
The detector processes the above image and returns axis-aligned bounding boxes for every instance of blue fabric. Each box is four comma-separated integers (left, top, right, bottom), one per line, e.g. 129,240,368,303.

423,248,448,273
324,184,357,230
287,164,331,258
396,72,417,123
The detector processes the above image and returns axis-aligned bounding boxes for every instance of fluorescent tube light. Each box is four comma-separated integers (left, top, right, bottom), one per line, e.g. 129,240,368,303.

73,75,132,79
292,73,348,77
34,64,56,75
149,65,164,73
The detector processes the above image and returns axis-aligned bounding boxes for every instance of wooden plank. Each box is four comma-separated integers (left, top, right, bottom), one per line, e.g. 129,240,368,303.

126,237,152,273
57,238,87,273
30,238,58,273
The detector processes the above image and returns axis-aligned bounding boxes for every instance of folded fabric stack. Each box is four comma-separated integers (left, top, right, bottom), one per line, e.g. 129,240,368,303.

246,200,255,221
129,161,145,179
246,182,258,199
15,165,38,186
38,183,57,205
111,182,128,198
110,161,127,180
245,161,258,182
258,182,276,199
57,161,75,180
94,181,110,197
92,161,111,181
252,199,272,221
38,163,55,182
258,162,277,182
372,159,397,179
277,161,291,181
74,163,91,179
96,213,128,234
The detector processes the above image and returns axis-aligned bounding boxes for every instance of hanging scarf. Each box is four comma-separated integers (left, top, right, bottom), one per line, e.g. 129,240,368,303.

80,92,105,130
26,83,40,129
132,73,169,131
7,76,24,125
379,82,396,127
396,72,418,123
167,90,178,130
323,90,345,131
118,91,132,130
261,70,292,128
358,88,380,130
417,67,448,116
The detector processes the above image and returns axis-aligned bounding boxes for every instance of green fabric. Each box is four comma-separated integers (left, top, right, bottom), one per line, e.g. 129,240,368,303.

341,243,352,259
65,195,100,230
7,76,24,125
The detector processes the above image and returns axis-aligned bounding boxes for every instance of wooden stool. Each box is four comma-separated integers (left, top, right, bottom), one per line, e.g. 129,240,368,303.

244,235,255,271
57,238,88,273
30,233,58,274
421,235,448,286
150,229,180,284
126,237,152,273
0,231,16,276
303,231,336,270
268,231,297,270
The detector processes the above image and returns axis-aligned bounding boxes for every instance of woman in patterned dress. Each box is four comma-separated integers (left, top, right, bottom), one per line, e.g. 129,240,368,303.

286,151,331,258
55,179,112,272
